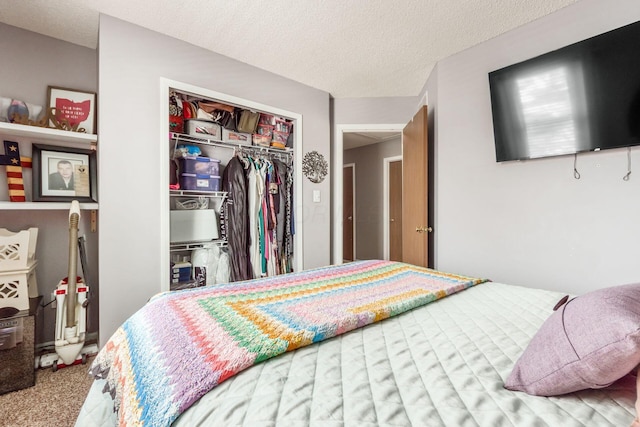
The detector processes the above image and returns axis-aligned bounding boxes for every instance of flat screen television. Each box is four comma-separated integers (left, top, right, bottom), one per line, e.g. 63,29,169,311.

489,20,640,162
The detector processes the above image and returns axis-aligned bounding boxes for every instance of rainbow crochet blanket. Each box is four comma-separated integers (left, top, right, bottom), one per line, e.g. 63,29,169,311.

90,260,487,426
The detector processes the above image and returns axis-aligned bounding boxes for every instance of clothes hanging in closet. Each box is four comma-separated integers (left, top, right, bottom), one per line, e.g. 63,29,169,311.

221,156,253,282
273,158,294,273
247,157,265,279
236,151,294,279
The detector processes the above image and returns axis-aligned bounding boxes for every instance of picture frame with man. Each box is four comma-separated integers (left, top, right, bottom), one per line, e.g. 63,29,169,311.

32,144,97,203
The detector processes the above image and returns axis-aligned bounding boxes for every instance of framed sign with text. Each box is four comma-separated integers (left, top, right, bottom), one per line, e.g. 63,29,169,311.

47,86,96,134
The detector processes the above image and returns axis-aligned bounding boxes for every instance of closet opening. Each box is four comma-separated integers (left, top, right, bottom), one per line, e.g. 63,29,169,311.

160,79,303,292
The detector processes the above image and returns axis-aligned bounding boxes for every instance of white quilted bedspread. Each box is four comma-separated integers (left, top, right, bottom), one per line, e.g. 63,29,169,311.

76,282,636,426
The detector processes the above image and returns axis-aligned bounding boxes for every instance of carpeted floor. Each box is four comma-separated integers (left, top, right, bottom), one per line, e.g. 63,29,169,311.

0,358,94,427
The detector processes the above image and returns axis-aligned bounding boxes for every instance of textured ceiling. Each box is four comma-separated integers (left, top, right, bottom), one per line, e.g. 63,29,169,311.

0,0,577,97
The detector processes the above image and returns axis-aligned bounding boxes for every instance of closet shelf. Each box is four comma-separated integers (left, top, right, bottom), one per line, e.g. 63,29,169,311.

170,281,199,291
170,240,228,252
171,132,293,155
169,190,227,199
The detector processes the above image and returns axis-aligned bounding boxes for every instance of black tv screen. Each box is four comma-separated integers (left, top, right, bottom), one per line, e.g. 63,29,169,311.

489,20,640,162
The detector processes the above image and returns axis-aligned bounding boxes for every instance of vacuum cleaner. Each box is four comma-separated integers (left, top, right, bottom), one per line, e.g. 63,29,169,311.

53,200,89,370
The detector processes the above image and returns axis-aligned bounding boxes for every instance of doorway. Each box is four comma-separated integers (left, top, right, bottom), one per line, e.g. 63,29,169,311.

383,156,403,261
343,164,355,262
332,124,405,264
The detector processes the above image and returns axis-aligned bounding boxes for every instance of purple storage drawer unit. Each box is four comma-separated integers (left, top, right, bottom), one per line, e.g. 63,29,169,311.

180,173,221,192
179,156,220,176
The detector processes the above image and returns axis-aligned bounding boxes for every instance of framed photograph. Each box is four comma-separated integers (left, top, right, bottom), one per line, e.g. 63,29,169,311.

32,144,97,203
47,86,96,134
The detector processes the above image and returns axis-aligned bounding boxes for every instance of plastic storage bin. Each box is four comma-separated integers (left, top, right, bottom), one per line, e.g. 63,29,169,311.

222,128,252,145
0,325,17,350
0,297,40,395
180,173,221,191
259,113,274,125
272,130,289,144
171,261,192,283
253,134,271,147
179,156,220,176
186,119,222,139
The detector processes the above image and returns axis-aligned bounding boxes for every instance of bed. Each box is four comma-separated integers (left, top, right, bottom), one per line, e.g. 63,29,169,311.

76,260,638,426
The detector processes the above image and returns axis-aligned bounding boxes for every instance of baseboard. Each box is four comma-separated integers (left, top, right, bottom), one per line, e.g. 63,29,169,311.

36,331,99,353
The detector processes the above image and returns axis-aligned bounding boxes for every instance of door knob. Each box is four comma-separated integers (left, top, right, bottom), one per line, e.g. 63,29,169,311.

390,218,395,222
415,226,433,233
348,216,353,221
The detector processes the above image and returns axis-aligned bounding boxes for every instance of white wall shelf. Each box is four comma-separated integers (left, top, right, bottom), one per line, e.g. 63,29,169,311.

0,202,98,210
0,122,99,209
0,122,97,148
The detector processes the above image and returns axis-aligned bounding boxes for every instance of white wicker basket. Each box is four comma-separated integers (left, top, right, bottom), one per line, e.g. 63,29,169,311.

0,228,38,311
0,228,38,272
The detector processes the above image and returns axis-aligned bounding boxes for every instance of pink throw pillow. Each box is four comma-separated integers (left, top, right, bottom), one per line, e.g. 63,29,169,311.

505,283,640,396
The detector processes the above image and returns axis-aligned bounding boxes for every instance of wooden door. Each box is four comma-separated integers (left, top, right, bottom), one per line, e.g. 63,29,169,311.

342,165,354,262
389,160,403,261
402,106,429,267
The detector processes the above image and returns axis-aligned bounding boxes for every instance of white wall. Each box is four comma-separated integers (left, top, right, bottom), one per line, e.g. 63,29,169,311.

98,15,331,345
431,0,640,294
332,97,420,125
0,23,97,106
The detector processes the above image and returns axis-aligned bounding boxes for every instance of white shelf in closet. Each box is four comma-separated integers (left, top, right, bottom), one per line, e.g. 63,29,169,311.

169,190,227,199
170,240,228,252
0,121,99,209
171,133,293,156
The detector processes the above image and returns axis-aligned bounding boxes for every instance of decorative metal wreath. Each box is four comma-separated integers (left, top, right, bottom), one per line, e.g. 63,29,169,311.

302,151,328,183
